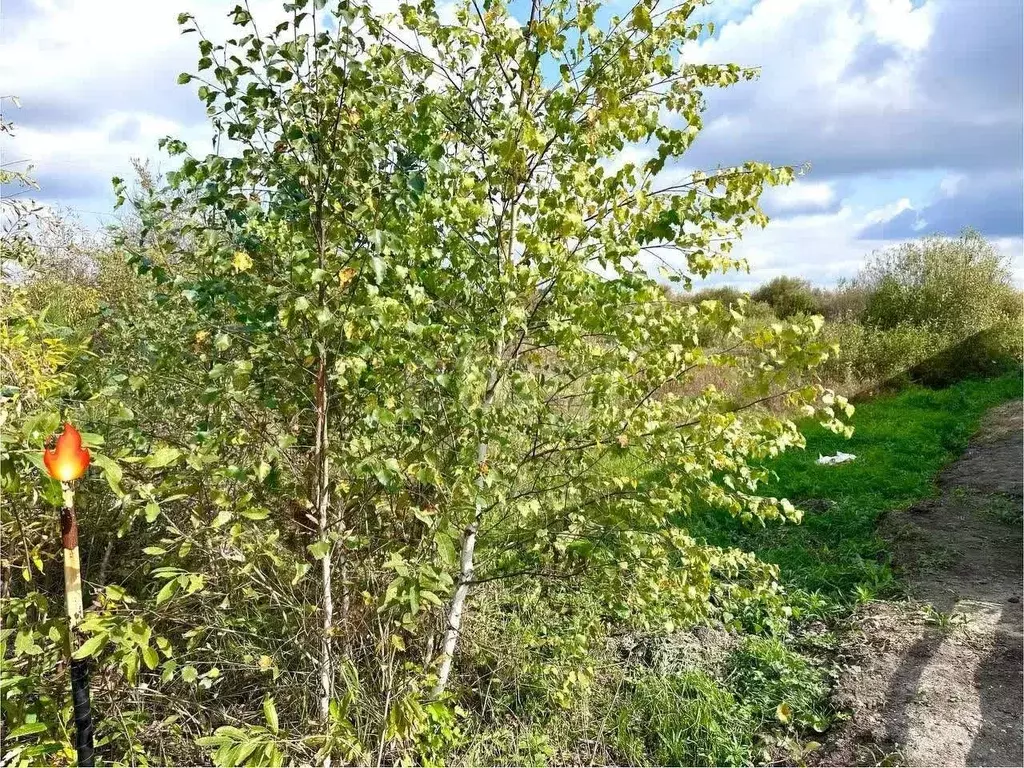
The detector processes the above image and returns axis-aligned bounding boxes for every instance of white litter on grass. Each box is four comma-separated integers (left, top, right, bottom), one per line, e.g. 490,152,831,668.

817,451,857,465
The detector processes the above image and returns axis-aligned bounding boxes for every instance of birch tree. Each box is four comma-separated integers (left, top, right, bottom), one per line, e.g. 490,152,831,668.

105,0,847,759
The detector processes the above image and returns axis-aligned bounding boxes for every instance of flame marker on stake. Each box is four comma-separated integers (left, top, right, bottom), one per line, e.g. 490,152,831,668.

43,423,95,766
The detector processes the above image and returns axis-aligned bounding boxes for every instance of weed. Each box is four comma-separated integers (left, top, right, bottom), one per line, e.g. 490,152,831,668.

853,584,876,604
984,494,1023,526
920,604,969,633
915,545,959,573
725,636,832,734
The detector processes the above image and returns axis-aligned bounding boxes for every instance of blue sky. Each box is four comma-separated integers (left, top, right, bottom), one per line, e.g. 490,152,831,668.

1,0,1021,287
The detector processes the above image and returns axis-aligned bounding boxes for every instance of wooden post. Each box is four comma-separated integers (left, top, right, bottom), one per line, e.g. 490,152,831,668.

61,481,95,767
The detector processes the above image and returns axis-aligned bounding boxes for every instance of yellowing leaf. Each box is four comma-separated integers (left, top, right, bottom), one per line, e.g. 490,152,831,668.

776,702,793,724
232,251,253,272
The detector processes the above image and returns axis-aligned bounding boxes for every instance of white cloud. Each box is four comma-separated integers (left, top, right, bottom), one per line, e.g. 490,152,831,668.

763,180,836,212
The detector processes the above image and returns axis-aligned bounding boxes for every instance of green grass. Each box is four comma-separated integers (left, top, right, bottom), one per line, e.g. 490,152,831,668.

690,371,1023,601
611,671,755,767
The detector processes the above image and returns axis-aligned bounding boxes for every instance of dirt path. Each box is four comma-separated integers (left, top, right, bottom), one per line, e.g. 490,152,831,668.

822,400,1023,767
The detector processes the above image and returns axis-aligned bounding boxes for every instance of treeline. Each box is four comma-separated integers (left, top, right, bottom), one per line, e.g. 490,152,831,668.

679,229,1023,394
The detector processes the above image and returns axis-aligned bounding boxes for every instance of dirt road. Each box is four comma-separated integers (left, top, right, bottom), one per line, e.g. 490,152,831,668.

823,400,1023,767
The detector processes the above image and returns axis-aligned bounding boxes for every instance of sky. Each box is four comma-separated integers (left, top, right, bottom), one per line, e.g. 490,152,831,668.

1,0,1021,288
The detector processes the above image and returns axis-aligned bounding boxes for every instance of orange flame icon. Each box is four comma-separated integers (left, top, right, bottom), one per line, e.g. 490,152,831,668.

43,423,91,482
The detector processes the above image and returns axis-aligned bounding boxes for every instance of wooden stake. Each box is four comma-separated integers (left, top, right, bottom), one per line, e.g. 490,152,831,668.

61,481,95,767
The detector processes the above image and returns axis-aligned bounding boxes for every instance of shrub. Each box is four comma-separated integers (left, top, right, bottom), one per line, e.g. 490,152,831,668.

814,280,870,322
909,325,1023,387
818,231,1023,391
858,229,1017,337
688,285,745,307
752,276,821,318
819,321,946,392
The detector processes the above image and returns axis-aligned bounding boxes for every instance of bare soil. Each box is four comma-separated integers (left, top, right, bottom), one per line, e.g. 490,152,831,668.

821,401,1023,767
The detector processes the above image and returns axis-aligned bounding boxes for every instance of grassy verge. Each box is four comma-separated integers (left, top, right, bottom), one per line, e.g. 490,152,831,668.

637,372,1024,765
692,371,1023,603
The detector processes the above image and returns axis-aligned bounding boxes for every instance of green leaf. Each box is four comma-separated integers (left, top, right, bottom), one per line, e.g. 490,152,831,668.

420,590,443,607
156,579,179,605
291,563,310,585
8,722,48,738
23,411,59,442
142,646,160,670
13,631,42,657
145,447,182,469
180,665,199,683
263,696,279,734
177,73,193,85
307,540,330,560
105,584,134,602
145,501,161,523
72,632,110,660
85,453,123,493
435,532,457,567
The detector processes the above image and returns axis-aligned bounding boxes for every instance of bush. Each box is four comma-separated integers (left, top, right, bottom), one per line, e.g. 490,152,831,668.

814,280,870,322
688,285,745,307
752,277,821,318
819,321,946,392
816,231,1023,392
909,326,1023,387
858,229,1017,337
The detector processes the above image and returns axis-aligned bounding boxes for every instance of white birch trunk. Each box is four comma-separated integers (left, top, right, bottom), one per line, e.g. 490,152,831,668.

432,358,501,697
314,357,334,767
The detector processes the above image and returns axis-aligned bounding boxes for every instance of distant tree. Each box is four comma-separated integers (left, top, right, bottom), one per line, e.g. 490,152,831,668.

752,276,821,318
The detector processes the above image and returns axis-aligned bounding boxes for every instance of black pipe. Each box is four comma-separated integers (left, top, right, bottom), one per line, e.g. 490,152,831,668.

69,657,95,765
